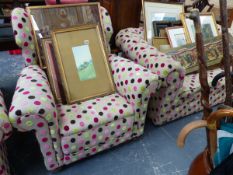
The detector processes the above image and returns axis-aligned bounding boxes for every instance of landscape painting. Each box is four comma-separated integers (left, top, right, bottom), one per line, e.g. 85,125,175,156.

72,44,96,81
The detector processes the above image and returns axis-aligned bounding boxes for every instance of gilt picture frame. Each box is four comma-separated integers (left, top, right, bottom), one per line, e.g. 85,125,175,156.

166,26,187,48
52,24,115,104
180,12,219,43
142,0,184,45
27,3,108,68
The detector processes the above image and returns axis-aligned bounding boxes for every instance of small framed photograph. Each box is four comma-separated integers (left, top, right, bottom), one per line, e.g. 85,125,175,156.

180,12,219,43
166,26,187,48
142,0,184,44
27,3,108,67
52,24,115,104
42,38,63,103
153,20,182,36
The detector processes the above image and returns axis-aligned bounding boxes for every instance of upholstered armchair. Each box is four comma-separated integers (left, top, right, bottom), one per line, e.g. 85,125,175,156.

0,91,12,175
9,7,160,171
116,28,225,125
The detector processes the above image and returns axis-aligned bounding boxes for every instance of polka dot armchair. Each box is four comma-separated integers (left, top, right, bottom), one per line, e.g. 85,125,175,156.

0,91,12,175
116,27,225,125
9,7,160,171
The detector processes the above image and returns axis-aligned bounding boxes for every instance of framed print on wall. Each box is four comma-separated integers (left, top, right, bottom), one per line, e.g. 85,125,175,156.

42,38,63,103
166,26,187,48
27,3,108,67
142,0,184,45
180,12,219,43
52,24,115,104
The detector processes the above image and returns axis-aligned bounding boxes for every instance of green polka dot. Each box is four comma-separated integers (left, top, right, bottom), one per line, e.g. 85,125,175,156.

40,97,47,102
45,114,52,121
122,126,127,131
110,123,115,127
9,117,16,123
26,120,33,127
54,144,57,149
140,86,145,91
0,113,7,119
72,128,78,133
84,132,90,139
50,129,55,135
98,135,103,140
163,70,169,77
71,145,76,151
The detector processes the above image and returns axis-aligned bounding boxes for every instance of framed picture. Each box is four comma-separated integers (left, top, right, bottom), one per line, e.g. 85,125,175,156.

166,26,187,48
142,0,184,44
52,24,115,104
152,37,170,51
153,20,182,36
27,3,108,67
165,36,229,74
42,38,63,103
180,12,219,43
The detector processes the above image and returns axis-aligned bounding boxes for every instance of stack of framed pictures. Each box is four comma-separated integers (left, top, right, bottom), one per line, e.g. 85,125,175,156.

142,0,184,50
142,0,220,51
27,3,115,104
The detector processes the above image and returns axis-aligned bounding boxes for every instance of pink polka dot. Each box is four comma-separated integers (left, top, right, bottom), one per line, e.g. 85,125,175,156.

94,118,99,123
103,107,108,110
92,134,97,139
37,122,44,128
23,91,30,95
26,58,32,63
18,23,23,29
64,144,69,149
37,83,42,87
79,122,84,127
64,126,69,131
87,106,92,109
65,156,70,160
12,16,18,20
34,101,41,105
119,109,123,114
117,125,121,129
3,123,10,129
76,115,82,118
42,138,48,142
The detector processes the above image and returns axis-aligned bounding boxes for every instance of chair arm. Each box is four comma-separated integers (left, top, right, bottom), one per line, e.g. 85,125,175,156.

0,91,12,141
9,65,58,131
116,28,185,88
109,54,160,135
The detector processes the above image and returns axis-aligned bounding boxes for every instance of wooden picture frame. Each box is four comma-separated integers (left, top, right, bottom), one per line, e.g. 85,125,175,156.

165,36,228,74
142,0,184,45
42,38,63,103
166,26,187,48
27,3,108,68
180,12,219,43
52,24,115,104
153,20,182,36
152,37,170,51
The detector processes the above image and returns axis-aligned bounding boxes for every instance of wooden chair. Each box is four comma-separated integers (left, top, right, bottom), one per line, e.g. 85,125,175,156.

185,0,214,12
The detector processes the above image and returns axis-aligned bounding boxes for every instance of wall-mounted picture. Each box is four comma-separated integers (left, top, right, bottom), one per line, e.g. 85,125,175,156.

52,25,115,104
166,26,187,48
27,3,108,67
180,12,219,43
153,20,182,36
143,0,184,44
42,38,63,103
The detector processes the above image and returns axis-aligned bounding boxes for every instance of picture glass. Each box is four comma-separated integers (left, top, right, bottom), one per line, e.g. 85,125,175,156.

184,14,218,43
144,1,184,44
72,44,96,81
167,27,187,48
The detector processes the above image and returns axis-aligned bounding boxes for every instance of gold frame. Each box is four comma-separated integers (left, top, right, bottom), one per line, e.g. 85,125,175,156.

180,12,219,43
142,0,184,45
42,38,63,103
27,2,108,68
152,37,170,51
166,26,188,48
52,24,115,104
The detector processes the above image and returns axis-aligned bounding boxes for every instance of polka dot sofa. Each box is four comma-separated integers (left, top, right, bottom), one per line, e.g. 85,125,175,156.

9,7,160,171
116,27,225,125
0,91,12,175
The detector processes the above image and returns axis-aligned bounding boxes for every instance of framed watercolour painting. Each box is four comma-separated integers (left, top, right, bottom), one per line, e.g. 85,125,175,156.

143,0,184,44
42,38,63,103
180,12,219,43
27,3,108,67
52,25,115,104
166,26,187,48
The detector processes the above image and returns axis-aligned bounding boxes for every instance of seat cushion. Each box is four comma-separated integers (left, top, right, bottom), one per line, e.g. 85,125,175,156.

58,93,134,136
180,68,224,99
